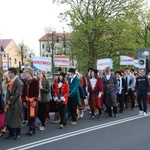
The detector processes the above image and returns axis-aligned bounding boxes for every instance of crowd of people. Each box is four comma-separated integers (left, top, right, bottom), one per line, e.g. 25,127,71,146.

0,66,149,140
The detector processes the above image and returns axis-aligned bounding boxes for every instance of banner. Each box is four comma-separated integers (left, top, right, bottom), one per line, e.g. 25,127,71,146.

54,55,69,67
33,57,51,71
97,58,113,70
133,59,139,68
120,55,134,65
2,62,11,70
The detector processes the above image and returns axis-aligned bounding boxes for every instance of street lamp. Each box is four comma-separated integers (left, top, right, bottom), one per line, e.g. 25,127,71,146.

20,45,24,65
47,31,67,75
142,50,149,75
51,31,55,75
56,31,67,55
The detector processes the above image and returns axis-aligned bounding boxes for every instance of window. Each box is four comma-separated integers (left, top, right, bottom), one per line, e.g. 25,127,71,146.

42,44,45,49
14,58,17,64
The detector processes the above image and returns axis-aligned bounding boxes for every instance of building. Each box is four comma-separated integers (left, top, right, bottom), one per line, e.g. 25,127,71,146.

0,39,21,70
39,32,71,57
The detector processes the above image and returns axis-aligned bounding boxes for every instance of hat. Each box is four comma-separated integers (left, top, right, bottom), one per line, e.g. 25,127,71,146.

92,69,98,75
57,67,62,72
105,66,110,73
24,67,33,75
59,72,66,78
20,70,23,74
53,72,60,76
68,68,75,74
88,68,93,72
115,71,122,76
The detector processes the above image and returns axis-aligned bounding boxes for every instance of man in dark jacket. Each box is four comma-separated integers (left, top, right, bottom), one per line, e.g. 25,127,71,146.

4,67,23,140
135,69,149,116
68,68,80,125
116,71,127,113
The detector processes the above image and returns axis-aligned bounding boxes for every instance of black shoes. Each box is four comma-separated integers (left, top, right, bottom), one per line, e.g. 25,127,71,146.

131,107,135,111
4,134,15,139
114,114,118,117
118,110,123,113
97,115,101,119
25,131,35,136
89,116,95,120
14,135,21,140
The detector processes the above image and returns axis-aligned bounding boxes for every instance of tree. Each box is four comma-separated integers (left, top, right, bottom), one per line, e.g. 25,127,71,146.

53,0,148,72
17,42,35,66
137,9,150,48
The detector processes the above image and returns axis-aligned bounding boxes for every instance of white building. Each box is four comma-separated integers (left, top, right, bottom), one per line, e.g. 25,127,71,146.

39,32,71,57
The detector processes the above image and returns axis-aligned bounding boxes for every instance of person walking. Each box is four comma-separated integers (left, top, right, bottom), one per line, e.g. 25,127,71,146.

51,73,60,124
135,69,149,116
124,68,136,110
54,72,69,128
88,69,103,119
68,68,81,125
1,72,9,134
103,67,119,117
115,71,127,113
4,67,23,140
78,73,86,118
22,67,39,136
0,86,5,137
37,71,50,131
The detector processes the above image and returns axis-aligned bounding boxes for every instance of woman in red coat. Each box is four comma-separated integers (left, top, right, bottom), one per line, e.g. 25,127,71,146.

88,69,103,120
54,72,69,129
78,73,86,118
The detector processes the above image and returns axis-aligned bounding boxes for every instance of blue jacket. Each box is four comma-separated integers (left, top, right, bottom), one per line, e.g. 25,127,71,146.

68,76,81,105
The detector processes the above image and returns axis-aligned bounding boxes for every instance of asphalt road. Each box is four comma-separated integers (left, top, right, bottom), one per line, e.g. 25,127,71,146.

1,104,150,150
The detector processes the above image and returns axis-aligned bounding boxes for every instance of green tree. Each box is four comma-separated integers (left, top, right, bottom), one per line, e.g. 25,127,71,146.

17,42,35,66
53,0,148,72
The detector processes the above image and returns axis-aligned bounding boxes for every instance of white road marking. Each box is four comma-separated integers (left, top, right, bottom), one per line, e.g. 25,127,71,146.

7,113,150,150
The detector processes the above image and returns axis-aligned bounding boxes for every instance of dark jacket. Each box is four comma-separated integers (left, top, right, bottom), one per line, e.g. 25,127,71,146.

40,79,51,103
135,76,149,92
5,77,23,128
118,77,127,93
68,76,81,105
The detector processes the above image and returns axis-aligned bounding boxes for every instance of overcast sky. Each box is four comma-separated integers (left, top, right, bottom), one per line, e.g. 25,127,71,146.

0,0,149,56
0,0,69,56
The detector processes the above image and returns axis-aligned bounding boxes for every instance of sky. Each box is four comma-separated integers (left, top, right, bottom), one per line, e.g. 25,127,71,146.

0,0,69,56
0,0,150,57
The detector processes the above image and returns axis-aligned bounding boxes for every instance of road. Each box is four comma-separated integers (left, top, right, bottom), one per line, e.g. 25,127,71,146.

1,105,150,150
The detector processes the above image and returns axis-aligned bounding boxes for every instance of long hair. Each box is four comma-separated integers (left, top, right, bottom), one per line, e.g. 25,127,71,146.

60,77,66,84
37,71,47,81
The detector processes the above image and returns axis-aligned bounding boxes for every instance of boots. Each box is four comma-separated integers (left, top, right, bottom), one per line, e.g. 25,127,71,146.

113,106,117,117
97,109,102,119
89,109,95,120
107,107,112,117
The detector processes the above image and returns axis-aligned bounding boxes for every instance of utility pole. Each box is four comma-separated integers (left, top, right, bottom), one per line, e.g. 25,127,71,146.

51,31,55,75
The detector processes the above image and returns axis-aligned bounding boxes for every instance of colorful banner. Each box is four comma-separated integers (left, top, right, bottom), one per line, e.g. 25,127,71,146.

54,55,70,67
97,58,113,70
2,62,11,70
33,57,51,71
133,59,139,68
120,55,134,65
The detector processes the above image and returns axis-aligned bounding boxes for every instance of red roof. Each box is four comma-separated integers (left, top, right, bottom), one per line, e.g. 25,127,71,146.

39,33,72,41
0,39,12,49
